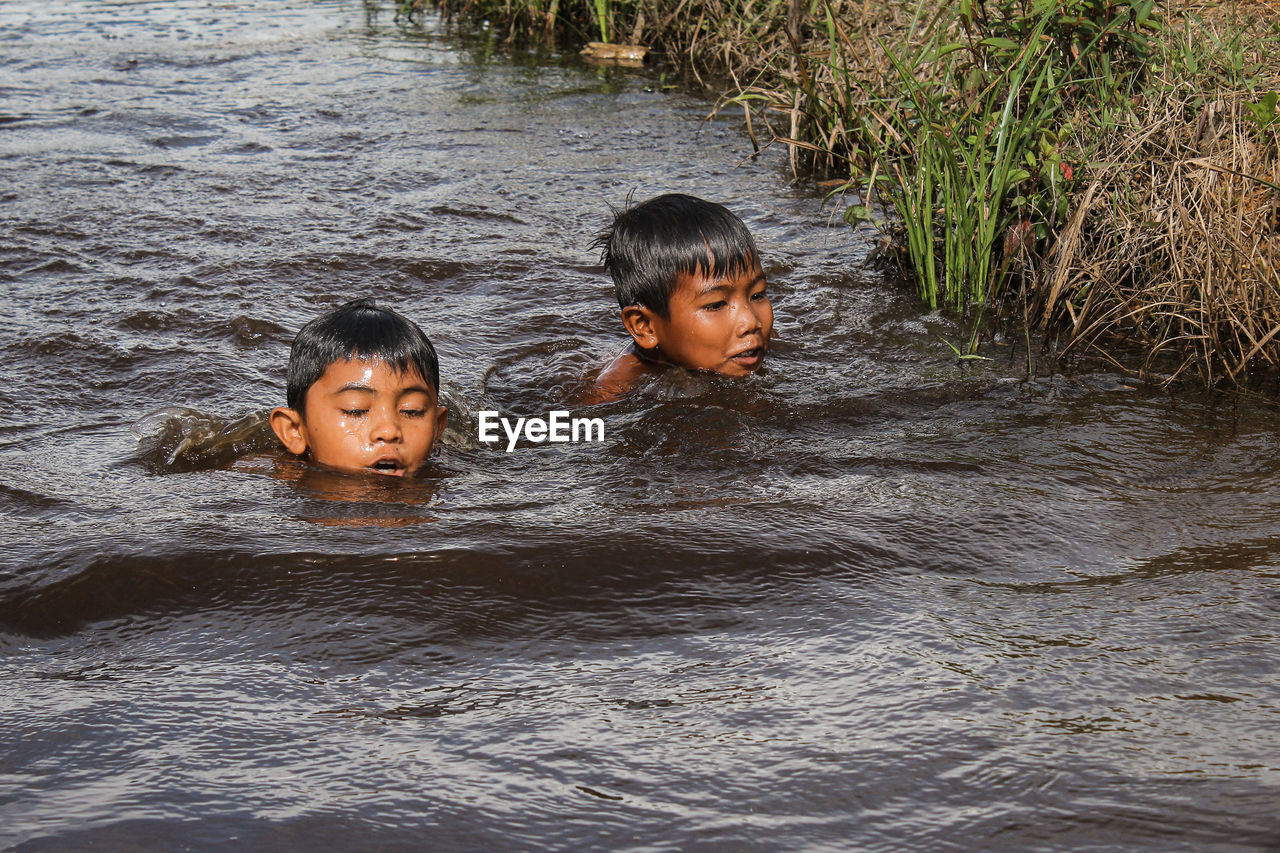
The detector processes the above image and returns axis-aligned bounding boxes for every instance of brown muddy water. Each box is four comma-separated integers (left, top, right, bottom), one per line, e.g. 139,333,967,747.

2,1,1280,850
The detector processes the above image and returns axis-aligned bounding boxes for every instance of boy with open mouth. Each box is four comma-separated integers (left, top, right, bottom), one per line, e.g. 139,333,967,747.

270,298,447,478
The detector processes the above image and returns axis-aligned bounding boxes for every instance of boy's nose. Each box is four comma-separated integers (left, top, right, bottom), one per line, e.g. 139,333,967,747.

369,408,402,443
735,300,763,334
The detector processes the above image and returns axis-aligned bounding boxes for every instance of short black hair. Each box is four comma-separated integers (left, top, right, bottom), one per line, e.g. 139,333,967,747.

593,193,760,318
285,297,440,412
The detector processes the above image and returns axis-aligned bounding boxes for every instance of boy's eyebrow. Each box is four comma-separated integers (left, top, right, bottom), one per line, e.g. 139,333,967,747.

693,270,767,295
333,382,434,394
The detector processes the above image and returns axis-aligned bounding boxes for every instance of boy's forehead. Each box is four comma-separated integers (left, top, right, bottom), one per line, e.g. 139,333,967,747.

317,356,432,387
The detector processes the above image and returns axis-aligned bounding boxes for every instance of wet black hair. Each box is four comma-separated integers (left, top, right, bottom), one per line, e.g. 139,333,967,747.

285,297,440,412
593,193,760,318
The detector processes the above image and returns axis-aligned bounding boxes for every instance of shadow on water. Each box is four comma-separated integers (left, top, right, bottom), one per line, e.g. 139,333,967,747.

0,530,898,644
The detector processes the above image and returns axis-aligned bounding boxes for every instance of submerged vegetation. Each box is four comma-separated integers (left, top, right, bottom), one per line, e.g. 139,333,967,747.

418,0,1280,386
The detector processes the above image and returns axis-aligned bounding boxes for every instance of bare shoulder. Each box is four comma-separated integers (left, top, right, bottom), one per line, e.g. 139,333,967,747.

580,344,661,405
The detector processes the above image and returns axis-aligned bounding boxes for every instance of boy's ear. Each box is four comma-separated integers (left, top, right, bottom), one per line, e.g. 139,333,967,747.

621,305,659,351
270,406,309,456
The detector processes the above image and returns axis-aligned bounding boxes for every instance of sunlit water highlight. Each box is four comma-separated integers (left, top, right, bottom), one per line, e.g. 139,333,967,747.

2,1,1279,849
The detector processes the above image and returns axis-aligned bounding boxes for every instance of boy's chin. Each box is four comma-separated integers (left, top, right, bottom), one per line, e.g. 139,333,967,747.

643,349,767,376
704,359,766,377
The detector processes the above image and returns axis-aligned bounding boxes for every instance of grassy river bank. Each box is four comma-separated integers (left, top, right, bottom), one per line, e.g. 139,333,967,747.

416,0,1278,387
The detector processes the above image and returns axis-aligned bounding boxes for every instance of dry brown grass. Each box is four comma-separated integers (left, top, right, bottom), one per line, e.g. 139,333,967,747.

1041,8,1280,384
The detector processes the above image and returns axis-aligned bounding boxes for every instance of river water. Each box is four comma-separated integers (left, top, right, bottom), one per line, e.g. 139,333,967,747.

2,1,1279,849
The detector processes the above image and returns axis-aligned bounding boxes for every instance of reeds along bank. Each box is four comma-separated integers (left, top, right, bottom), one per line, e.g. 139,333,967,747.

737,0,1279,383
